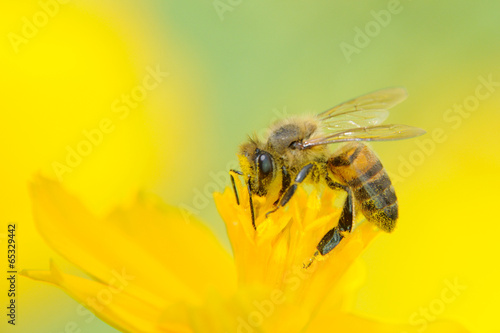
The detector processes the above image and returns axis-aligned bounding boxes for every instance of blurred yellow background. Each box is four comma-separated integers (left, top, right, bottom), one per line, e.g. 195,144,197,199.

1,1,499,332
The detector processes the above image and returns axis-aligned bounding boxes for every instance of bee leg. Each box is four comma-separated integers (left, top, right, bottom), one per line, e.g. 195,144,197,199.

266,163,315,218
229,169,243,205
273,166,291,206
246,176,256,229
338,187,353,233
316,227,344,256
229,169,255,229
303,250,320,269
316,178,354,255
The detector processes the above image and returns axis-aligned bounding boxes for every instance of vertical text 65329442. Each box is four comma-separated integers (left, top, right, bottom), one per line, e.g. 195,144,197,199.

6,224,17,326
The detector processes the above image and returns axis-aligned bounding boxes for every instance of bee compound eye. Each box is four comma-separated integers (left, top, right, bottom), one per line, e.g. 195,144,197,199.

257,152,273,176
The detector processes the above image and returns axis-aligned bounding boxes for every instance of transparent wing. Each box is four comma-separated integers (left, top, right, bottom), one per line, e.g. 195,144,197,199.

301,124,426,148
318,87,408,130
321,109,390,130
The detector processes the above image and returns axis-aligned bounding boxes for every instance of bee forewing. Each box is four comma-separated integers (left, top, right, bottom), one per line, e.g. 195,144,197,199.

322,109,390,130
318,87,408,120
303,124,426,147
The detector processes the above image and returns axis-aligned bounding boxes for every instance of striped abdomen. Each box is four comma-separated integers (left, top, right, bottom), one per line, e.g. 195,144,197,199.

327,142,397,232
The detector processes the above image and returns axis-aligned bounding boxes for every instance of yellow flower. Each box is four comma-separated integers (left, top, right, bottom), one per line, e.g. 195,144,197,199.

23,175,467,333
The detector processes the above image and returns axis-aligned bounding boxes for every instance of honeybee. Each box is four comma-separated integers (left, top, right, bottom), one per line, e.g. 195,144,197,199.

230,88,425,258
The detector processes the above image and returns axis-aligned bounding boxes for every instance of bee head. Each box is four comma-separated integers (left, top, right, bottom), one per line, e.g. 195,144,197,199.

238,141,276,196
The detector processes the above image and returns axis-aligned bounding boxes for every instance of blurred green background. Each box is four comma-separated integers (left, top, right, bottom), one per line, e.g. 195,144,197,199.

1,0,499,332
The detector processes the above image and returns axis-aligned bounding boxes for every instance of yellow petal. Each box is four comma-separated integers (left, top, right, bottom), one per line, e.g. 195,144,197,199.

27,173,469,333
215,176,385,332
29,176,234,310
21,261,170,333
105,191,237,298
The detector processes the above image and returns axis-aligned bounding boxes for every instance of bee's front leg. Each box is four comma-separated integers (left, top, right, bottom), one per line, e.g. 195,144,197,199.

273,165,291,206
229,169,256,230
265,163,315,218
229,169,243,205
